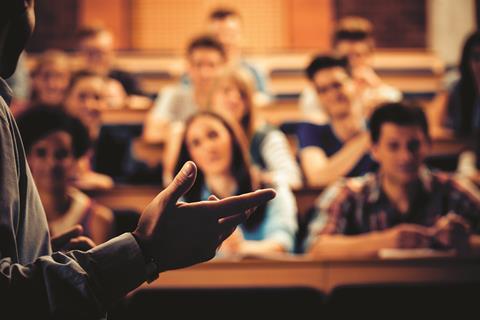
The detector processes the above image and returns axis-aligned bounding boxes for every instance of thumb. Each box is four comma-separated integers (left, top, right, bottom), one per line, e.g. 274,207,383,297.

163,161,197,205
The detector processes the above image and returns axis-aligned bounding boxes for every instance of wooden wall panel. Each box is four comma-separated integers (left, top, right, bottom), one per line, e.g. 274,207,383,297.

27,0,79,52
335,0,427,48
130,0,289,52
78,0,132,49
288,0,334,51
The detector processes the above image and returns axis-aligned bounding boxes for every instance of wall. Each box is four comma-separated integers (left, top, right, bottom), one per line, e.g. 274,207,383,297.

335,0,426,48
28,0,441,52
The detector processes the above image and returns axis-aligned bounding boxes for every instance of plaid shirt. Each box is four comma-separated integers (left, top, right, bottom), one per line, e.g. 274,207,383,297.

304,167,480,250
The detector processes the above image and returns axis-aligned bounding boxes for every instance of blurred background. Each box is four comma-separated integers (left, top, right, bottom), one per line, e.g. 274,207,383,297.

28,0,477,64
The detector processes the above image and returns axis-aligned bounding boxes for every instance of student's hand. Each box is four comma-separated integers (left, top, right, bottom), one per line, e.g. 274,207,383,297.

51,225,96,252
385,224,433,249
218,227,245,255
352,65,382,88
431,213,471,253
132,161,276,272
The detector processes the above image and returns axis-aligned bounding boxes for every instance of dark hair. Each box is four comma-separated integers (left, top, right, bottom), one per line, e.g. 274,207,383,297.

75,25,109,42
454,30,480,136
66,70,105,95
369,102,430,143
209,7,240,20
333,16,374,47
305,55,349,80
16,107,91,159
174,111,265,230
1,0,27,20
187,34,226,59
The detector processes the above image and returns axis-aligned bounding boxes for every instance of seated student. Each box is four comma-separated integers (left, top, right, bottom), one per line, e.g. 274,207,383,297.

300,16,401,122
298,55,375,187
76,26,139,96
64,70,114,190
174,111,298,255
206,7,270,104
65,70,109,139
430,31,480,139
304,103,480,258
143,34,227,143
16,108,114,245
210,69,302,188
20,50,71,114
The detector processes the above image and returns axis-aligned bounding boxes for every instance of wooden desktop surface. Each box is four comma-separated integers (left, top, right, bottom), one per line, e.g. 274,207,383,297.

135,256,480,294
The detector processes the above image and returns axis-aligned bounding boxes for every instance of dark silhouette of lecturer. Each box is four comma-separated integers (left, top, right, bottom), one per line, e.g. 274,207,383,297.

0,1,275,318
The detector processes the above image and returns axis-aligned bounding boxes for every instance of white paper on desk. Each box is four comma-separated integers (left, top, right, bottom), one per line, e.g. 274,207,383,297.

378,248,456,259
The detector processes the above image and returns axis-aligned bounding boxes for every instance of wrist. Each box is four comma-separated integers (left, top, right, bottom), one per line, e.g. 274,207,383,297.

131,232,159,283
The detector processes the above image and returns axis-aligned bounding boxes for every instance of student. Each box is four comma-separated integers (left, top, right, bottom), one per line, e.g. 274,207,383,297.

300,16,401,122
207,7,270,99
29,49,71,109
64,70,114,190
17,108,114,245
0,3,275,317
210,69,302,188
298,55,375,187
144,34,227,143
76,26,142,97
174,111,297,255
305,103,480,258
431,30,480,138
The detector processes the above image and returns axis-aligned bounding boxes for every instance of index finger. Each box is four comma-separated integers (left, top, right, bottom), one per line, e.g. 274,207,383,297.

190,188,276,218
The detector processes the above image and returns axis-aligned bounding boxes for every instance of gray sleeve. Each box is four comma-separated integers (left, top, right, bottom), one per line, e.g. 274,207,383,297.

0,233,147,318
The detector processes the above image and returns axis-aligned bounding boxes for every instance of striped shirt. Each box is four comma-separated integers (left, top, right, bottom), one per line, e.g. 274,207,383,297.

250,123,303,187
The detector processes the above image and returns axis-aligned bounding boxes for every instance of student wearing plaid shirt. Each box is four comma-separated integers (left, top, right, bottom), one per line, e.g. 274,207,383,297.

305,103,480,258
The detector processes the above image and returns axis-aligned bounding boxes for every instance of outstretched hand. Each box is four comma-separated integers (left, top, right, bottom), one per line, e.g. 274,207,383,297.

133,161,276,273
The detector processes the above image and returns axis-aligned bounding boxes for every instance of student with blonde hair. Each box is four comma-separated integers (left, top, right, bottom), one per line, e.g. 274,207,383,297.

210,69,302,188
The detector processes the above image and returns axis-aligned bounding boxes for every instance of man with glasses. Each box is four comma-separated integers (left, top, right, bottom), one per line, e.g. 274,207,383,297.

298,55,375,187
76,26,143,97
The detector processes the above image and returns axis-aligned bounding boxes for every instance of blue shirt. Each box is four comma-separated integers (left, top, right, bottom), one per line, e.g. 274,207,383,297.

297,122,375,177
199,184,298,252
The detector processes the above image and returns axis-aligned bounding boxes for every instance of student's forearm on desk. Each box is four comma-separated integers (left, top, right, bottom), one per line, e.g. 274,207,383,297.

307,232,394,259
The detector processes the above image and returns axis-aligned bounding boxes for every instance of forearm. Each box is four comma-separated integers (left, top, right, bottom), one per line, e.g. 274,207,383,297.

240,239,286,256
307,232,392,260
1,233,147,318
305,136,368,186
142,116,171,143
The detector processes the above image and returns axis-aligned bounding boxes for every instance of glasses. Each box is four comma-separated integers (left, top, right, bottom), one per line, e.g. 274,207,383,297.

314,81,344,95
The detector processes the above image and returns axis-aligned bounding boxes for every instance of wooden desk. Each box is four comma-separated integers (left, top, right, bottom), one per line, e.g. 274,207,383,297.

139,256,480,294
